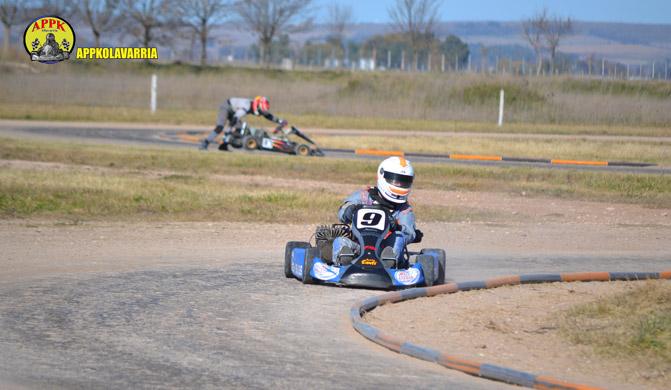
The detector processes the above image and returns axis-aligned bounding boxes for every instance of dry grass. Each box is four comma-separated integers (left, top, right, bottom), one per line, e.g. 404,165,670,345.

3,103,671,138
1,136,670,209
1,62,670,129
0,164,487,223
558,281,671,380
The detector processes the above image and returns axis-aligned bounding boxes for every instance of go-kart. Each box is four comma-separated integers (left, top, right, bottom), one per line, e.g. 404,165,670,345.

284,205,446,289
223,123,324,156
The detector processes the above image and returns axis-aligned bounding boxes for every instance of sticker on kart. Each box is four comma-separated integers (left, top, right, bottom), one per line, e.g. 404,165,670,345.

262,138,273,149
312,262,340,281
291,262,302,277
394,268,420,285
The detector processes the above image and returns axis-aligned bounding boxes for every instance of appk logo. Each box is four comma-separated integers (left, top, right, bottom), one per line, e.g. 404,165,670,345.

23,16,75,64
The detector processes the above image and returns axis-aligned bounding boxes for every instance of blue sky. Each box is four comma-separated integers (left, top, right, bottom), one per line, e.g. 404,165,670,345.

314,0,671,24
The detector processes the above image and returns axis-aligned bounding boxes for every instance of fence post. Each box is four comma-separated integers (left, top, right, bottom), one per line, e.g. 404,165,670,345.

401,50,405,71
626,64,630,80
441,54,445,72
652,62,656,79
601,58,605,78
467,54,471,72
387,50,391,70
498,89,505,127
150,74,157,114
427,52,431,72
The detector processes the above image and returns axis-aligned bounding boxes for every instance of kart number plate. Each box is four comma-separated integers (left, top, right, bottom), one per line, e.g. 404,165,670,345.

262,138,273,149
355,209,386,231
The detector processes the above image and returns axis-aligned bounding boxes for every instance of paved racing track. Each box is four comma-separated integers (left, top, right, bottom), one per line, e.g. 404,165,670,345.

1,120,669,175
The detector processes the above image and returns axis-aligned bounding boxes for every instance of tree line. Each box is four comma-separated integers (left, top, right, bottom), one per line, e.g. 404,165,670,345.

1,0,572,73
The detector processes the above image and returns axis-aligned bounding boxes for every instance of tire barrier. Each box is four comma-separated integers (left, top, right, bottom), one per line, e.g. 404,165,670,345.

350,270,671,389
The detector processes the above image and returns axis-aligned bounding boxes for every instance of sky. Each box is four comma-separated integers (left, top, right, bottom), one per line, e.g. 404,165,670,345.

314,0,671,24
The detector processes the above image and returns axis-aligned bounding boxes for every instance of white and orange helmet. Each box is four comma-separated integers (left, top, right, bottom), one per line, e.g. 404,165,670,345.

252,96,270,115
377,156,414,204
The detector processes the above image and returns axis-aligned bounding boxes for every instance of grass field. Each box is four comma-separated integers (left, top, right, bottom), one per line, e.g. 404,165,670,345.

1,61,670,132
559,281,671,378
0,137,669,222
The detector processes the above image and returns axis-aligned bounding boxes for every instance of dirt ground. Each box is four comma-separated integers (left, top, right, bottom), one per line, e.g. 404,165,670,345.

366,281,670,390
1,158,670,388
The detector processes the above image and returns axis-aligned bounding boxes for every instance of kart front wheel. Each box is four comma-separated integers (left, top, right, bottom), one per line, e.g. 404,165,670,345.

302,247,320,284
284,241,310,278
295,144,310,156
243,135,259,150
420,249,446,285
417,254,435,287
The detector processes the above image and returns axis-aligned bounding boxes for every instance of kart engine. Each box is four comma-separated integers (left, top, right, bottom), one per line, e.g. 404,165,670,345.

314,224,351,263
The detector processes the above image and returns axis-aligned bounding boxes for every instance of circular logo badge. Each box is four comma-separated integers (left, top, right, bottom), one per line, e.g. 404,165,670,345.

23,16,76,64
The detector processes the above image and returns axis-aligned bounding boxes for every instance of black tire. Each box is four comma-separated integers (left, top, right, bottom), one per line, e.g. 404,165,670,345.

295,144,310,156
284,241,310,278
230,137,243,149
417,254,435,287
302,247,320,284
243,135,259,150
421,249,446,285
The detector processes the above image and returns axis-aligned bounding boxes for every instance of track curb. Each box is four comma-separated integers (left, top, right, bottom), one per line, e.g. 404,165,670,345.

350,270,671,389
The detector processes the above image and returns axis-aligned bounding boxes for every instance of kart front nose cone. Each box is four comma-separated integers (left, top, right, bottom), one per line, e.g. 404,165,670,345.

340,271,393,289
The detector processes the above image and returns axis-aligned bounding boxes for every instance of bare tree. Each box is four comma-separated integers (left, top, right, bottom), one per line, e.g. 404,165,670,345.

0,0,21,56
233,0,313,65
522,8,548,75
39,0,78,15
80,0,121,47
388,0,442,70
327,2,351,47
122,0,172,49
545,14,572,74
175,0,227,66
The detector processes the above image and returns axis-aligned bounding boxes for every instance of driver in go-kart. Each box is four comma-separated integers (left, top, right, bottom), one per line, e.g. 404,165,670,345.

334,156,416,267
199,96,288,151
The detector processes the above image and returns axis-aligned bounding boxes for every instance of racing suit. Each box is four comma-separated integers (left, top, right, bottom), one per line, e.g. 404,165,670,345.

201,97,286,149
333,187,416,265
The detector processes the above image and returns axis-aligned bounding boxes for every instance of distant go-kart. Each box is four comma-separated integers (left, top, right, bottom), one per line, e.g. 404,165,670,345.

284,205,446,290
222,124,324,157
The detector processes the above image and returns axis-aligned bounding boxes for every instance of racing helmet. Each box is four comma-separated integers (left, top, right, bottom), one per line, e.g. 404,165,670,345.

252,96,270,115
376,156,414,204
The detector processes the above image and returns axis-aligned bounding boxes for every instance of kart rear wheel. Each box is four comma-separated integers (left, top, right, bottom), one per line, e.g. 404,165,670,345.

420,249,446,285
302,247,320,284
295,144,310,156
243,135,259,150
417,254,435,287
284,241,310,278
230,138,243,149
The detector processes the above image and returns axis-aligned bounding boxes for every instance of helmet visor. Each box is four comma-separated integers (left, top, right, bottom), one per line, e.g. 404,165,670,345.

383,171,413,189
